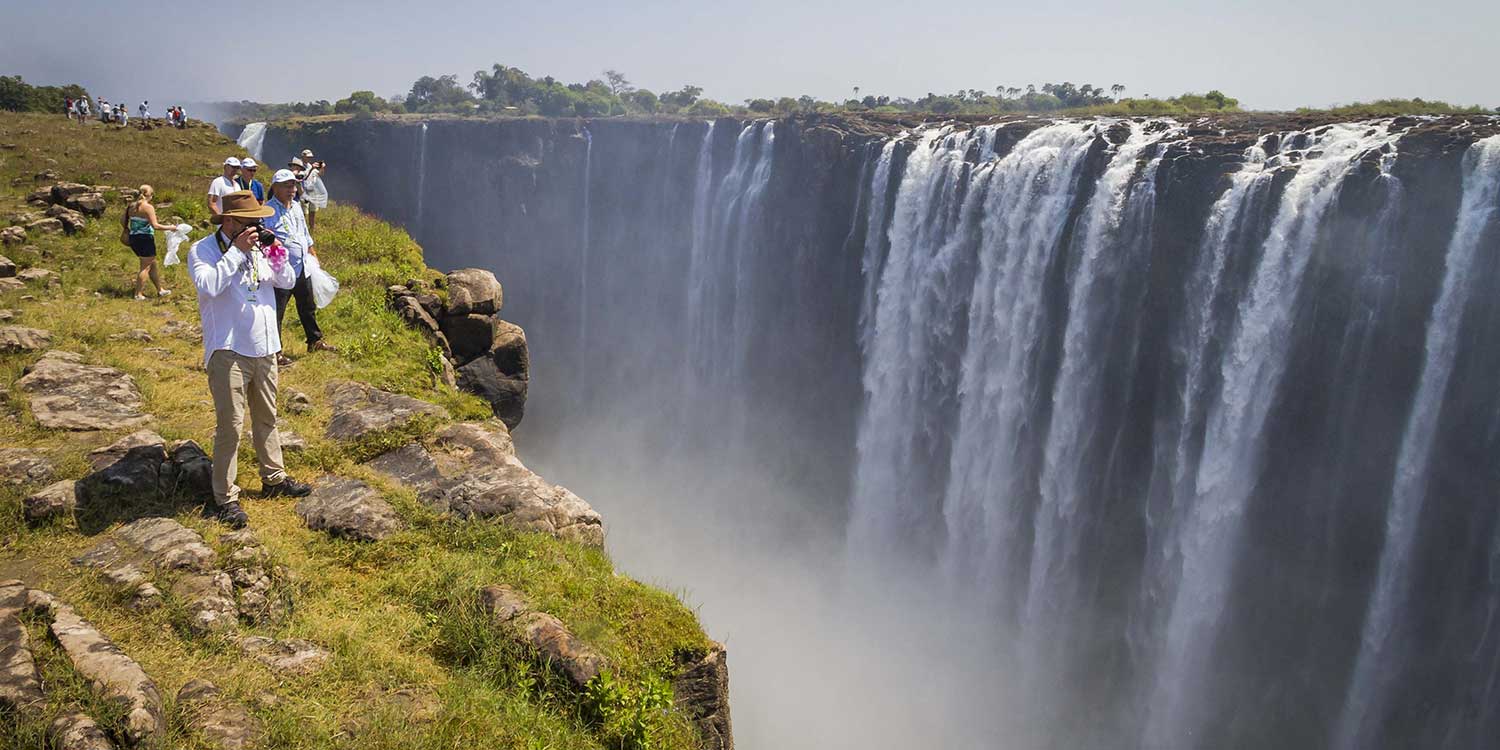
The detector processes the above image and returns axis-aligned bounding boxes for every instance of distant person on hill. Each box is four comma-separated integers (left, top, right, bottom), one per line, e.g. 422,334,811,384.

187,190,311,529
239,158,265,201
299,153,328,233
63,97,71,118
76,97,90,122
117,104,128,128
139,100,150,127
267,169,337,363
122,185,176,300
209,157,242,219
98,97,109,122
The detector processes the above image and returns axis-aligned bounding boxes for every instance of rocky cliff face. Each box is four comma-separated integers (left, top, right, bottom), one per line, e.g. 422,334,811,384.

263,113,1500,750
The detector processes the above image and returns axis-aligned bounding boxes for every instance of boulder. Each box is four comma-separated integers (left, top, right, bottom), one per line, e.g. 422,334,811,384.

323,380,445,442
478,584,605,688
170,572,239,635
0,278,23,293
49,712,117,750
16,351,152,431
50,182,93,203
24,188,50,204
489,320,530,378
74,517,217,574
438,314,496,363
0,226,23,246
0,325,51,353
77,434,167,509
0,254,15,276
456,356,528,430
33,170,57,182
159,440,213,498
444,268,503,316
87,430,165,471
25,217,63,235
219,530,287,625
43,205,86,233
49,605,164,744
674,643,734,750
23,479,77,522
0,448,53,486
0,581,44,716
283,389,312,414
0,309,14,321
294,477,404,542
177,679,263,750
237,636,329,676
278,424,306,453
366,422,602,546
66,193,106,218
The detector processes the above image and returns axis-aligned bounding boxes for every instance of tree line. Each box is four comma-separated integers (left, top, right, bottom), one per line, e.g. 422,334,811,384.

0,75,89,113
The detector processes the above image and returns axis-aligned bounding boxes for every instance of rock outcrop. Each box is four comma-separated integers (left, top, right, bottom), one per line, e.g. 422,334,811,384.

16,351,152,431
48,605,164,744
674,643,734,750
323,380,445,442
294,477,404,541
74,518,239,635
366,421,602,546
237,635,330,675
23,479,77,522
177,679,264,750
388,270,528,428
50,712,117,750
72,431,212,521
0,325,49,353
0,447,53,486
478,584,605,688
0,581,44,717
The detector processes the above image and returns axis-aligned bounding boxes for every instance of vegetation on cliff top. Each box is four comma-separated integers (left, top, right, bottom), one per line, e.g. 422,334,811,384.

0,111,714,749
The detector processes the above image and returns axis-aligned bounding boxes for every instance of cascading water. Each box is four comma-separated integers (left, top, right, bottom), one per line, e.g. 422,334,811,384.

1332,134,1500,750
415,122,428,235
236,121,266,161
289,112,1500,750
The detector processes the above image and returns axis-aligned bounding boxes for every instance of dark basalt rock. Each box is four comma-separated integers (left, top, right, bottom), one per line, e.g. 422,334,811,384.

455,356,527,429
674,643,734,750
294,476,404,541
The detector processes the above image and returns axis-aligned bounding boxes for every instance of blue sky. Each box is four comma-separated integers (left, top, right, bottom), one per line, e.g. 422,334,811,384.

3,0,1496,111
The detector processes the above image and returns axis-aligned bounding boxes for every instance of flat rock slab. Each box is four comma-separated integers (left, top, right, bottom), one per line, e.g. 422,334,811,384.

479,584,605,688
16,351,152,431
237,636,329,675
50,712,117,750
0,581,44,716
0,277,25,293
0,325,51,353
23,478,77,522
49,605,164,744
295,477,404,542
178,678,263,750
75,517,217,574
324,380,445,442
0,447,54,486
367,423,602,547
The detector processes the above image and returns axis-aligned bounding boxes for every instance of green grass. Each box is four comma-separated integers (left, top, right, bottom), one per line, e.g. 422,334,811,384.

0,111,712,750
1296,98,1494,117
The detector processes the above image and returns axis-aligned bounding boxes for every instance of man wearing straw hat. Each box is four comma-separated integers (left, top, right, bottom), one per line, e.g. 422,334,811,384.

187,190,312,528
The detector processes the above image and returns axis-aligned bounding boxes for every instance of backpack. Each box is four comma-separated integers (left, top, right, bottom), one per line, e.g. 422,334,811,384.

119,203,134,247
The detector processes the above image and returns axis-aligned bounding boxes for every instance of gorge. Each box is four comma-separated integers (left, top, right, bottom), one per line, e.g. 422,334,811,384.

252,113,1500,750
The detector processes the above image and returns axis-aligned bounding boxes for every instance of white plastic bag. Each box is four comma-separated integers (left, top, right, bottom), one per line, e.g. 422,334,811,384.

163,223,193,266
304,252,339,309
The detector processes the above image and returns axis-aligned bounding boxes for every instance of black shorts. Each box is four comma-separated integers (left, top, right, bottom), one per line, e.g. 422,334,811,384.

128,233,156,258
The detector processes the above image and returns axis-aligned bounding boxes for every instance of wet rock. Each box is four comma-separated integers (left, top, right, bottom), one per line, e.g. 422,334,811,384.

455,356,528,430
237,636,329,675
294,477,404,542
50,711,117,750
367,423,602,546
478,584,605,688
16,351,152,431
23,479,77,522
323,380,444,442
674,643,734,750
49,605,164,744
0,448,53,486
177,679,263,750
444,268,503,316
0,580,44,716
0,325,51,352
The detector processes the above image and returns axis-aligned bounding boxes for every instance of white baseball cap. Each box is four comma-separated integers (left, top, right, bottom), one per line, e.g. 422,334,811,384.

224,156,241,167
300,149,314,158
271,169,299,184
241,158,258,169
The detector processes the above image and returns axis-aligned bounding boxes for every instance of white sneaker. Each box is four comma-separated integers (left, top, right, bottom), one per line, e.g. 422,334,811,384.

158,289,172,297
133,294,146,301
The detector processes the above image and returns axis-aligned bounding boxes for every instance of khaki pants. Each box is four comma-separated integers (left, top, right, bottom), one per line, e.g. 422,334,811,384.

207,349,286,505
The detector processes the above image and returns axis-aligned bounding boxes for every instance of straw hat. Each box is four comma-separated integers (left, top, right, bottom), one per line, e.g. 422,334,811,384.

213,190,274,224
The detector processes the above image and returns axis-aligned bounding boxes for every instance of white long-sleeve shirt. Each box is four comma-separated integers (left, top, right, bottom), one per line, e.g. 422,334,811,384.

188,231,296,366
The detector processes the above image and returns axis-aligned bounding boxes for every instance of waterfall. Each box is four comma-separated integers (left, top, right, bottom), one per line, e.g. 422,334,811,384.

1332,134,1500,750
1146,121,1410,745
236,121,266,161
415,122,428,234
579,126,593,383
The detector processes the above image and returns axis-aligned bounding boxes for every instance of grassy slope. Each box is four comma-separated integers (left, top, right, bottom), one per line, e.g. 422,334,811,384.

0,112,710,750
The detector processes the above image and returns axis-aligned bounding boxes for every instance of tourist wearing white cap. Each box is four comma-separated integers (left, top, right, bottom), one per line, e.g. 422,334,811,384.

266,169,337,361
208,157,242,219
299,151,328,234
238,158,266,202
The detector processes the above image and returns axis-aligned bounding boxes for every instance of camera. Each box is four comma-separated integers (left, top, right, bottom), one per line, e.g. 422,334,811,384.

244,222,277,248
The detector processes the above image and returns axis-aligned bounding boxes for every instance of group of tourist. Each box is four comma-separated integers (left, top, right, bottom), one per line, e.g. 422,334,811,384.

63,96,183,128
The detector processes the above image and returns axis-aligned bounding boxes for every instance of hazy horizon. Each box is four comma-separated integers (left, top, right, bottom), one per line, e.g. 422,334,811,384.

2,0,1497,113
